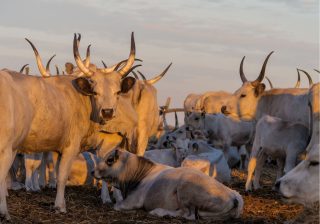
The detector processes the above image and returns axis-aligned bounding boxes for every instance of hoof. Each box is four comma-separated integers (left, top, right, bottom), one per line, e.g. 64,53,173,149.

54,206,66,214
0,213,11,222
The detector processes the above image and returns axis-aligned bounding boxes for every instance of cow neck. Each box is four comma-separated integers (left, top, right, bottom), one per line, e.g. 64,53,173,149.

117,156,155,199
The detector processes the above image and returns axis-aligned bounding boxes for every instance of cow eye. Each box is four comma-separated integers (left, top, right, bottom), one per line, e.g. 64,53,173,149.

240,94,246,98
309,161,319,167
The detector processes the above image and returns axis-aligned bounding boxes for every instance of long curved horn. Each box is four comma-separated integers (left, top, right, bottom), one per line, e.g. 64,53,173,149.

314,69,320,73
19,64,29,73
25,38,51,77
46,54,56,73
252,51,274,86
137,71,146,81
162,112,170,132
101,60,107,68
84,45,91,68
99,58,142,73
174,111,179,129
121,64,142,79
55,65,60,75
298,69,313,87
117,32,136,76
265,76,273,89
140,63,172,85
73,33,93,76
239,56,247,83
130,71,140,80
295,68,301,88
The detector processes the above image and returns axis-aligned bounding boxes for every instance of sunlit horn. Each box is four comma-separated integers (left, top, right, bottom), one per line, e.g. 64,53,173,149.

265,76,273,89
117,32,136,76
252,51,274,86
55,65,60,75
19,64,29,73
121,64,142,79
298,69,313,87
295,68,301,88
25,38,51,77
73,33,93,76
239,56,247,83
142,63,172,85
46,54,56,73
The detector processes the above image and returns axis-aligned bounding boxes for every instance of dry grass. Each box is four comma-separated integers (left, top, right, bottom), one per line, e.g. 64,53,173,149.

4,164,318,224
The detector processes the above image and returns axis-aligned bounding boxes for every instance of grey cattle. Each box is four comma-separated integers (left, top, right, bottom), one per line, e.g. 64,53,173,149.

186,113,253,168
245,115,309,191
222,52,311,128
94,149,243,220
0,33,137,220
144,149,179,167
276,83,319,205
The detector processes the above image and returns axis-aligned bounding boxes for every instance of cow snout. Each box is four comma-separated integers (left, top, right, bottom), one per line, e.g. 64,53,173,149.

101,108,114,120
274,180,281,191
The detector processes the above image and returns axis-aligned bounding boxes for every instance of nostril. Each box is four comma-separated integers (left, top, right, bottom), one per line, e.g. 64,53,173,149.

102,108,114,119
275,180,281,190
166,136,170,140
90,170,95,176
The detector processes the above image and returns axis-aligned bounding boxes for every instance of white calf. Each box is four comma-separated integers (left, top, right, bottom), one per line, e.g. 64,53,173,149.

245,115,309,191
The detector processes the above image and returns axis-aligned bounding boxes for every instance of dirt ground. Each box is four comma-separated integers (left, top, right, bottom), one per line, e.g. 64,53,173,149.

5,165,319,224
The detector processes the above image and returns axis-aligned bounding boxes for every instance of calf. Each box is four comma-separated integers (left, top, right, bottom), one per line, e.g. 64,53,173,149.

187,113,254,168
94,149,243,220
144,149,178,167
181,152,231,184
245,115,309,191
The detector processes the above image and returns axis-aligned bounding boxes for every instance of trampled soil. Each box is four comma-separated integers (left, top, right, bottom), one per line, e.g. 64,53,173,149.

5,165,319,224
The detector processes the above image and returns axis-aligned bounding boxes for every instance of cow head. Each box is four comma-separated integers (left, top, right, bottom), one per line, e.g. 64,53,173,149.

71,33,138,123
171,138,190,164
26,33,138,124
94,148,127,180
221,52,273,120
276,143,319,206
185,112,205,130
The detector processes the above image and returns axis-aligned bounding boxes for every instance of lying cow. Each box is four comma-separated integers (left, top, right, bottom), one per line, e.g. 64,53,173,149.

94,149,243,220
245,115,309,191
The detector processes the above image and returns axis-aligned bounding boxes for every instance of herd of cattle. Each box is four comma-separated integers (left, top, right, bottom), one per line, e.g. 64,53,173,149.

0,33,319,221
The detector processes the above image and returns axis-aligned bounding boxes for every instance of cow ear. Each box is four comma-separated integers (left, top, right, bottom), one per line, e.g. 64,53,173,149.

120,77,136,93
254,83,266,97
73,77,96,96
65,62,74,75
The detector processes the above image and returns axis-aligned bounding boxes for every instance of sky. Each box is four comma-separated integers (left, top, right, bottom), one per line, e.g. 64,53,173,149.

0,0,318,124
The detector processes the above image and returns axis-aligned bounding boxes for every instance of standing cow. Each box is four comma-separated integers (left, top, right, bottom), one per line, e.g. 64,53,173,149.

0,33,137,220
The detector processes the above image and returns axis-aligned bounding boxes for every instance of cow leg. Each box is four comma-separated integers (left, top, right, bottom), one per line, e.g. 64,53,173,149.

276,158,285,180
284,151,298,174
252,154,266,190
112,187,123,202
54,147,79,213
136,127,148,156
39,155,47,188
32,168,41,192
24,156,33,192
100,181,112,204
46,152,56,188
149,208,194,219
0,148,15,220
245,157,257,191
